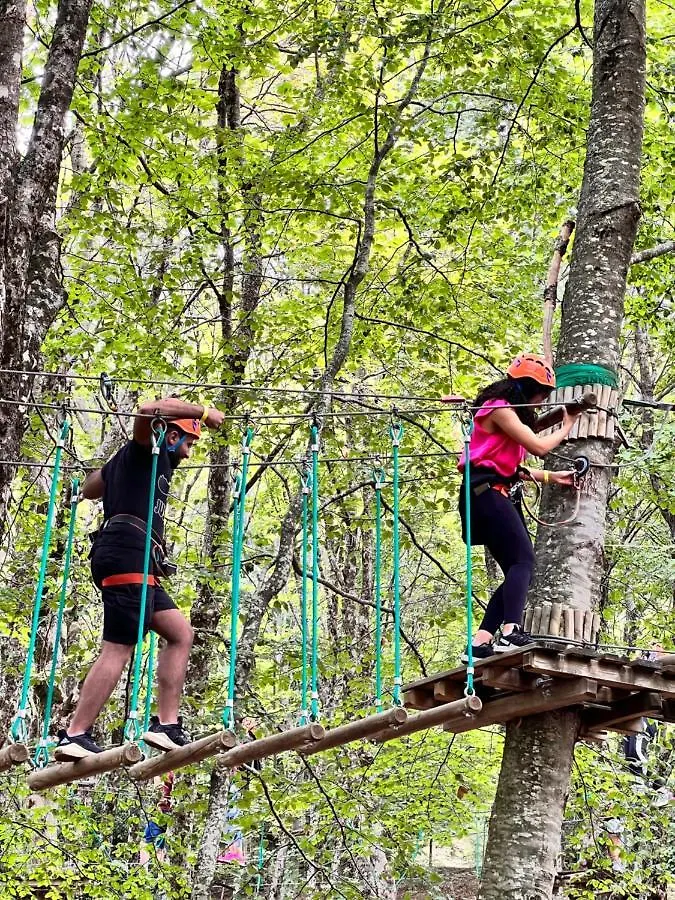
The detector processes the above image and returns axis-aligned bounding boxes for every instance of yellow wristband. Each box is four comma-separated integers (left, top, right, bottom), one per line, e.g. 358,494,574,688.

200,404,210,423
543,470,550,484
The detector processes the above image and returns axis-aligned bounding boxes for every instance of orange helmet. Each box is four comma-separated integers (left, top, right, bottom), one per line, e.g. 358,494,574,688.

507,354,555,389
166,418,202,439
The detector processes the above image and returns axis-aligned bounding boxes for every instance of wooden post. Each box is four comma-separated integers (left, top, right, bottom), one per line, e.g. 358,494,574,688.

606,389,618,441
573,608,584,642
539,602,552,636
371,695,482,743
582,611,593,643
27,743,142,791
0,743,30,773
563,606,575,640
523,607,534,633
596,384,611,437
531,605,543,636
577,389,591,439
548,603,563,637
127,729,237,782
301,710,405,756
591,612,601,643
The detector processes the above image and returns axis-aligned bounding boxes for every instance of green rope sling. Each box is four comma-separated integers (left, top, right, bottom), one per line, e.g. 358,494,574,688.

11,419,71,744
310,423,321,721
34,477,80,766
299,467,311,725
462,416,475,696
124,420,166,742
372,468,386,713
223,426,254,732
389,422,404,706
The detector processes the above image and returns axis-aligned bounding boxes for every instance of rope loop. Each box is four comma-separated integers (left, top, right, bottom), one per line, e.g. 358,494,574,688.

388,419,404,446
372,467,386,490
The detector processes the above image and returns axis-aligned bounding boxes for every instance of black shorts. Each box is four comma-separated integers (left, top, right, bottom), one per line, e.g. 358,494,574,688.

91,542,176,645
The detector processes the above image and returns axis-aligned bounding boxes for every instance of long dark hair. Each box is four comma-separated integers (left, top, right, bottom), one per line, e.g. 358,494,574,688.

474,376,552,429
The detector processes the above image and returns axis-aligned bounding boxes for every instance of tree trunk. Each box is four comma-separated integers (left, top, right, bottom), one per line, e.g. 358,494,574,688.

479,2,646,898
0,0,94,536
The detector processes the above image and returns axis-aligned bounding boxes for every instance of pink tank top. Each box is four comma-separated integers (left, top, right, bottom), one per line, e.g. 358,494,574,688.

458,399,527,477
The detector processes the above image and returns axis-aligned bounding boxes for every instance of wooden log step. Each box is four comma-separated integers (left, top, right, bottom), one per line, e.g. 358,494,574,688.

442,677,600,734
27,743,142,791
0,743,30,773
301,712,403,756
522,650,675,696
128,728,237,781
221,723,325,763
372,695,483,743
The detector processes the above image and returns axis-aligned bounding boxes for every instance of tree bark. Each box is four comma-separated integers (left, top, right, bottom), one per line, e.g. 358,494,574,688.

479,2,646,898
0,0,94,536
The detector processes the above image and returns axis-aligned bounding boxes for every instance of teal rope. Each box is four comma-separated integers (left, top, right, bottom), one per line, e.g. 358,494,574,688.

299,468,311,725
224,426,254,731
462,417,475,695
310,424,320,721
124,422,166,742
143,631,157,735
390,422,404,706
11,419,70,744
555,362,617,388
255,823,265,896
373,469,386,713
34,477,80,767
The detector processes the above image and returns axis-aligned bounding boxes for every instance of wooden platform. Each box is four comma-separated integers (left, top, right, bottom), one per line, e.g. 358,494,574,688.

402,644,675,739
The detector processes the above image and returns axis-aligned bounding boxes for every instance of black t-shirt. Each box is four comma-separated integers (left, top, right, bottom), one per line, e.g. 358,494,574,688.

98,440,173,551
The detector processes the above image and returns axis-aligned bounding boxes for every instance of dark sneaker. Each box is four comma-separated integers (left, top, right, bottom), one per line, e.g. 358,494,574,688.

55,729,103,761
143,716,191,751
461,642,495,664
494,625,534,653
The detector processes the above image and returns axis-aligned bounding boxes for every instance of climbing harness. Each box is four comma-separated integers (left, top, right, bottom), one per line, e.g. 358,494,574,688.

223,426,254,732
10,419,71,744
516,455,590,528
372,467,386,713
389,420,404,706
461,414,475,696
124,419,166,742
34,477,80,767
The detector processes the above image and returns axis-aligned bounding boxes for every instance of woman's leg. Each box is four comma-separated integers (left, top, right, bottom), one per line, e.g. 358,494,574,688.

481,493,534,632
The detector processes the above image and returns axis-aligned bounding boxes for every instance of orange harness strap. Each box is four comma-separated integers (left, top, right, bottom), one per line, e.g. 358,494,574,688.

101,573,157,588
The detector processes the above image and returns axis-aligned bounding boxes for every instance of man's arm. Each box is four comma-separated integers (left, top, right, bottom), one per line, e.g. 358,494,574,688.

133,398,224,446
81,469,105,500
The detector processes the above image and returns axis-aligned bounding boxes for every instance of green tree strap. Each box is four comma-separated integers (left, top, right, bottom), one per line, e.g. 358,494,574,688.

11,419,70,744
34,476,80,767
124,421,166,742
390,422,404,706
299,468,311,725
310,424,321,721
462,417,475,695
555,362,618,388
143,631,157,735
224,426,254,731
373,468,386,713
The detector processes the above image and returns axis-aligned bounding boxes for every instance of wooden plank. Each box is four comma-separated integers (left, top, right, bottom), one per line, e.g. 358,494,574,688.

28,743,142,791
531,605,543,635
0,743,29,773
582,610,593,643
433,679,466,703
402,688,437,711
587,385,599,438
563,607,575,640
581,691,662,731
401,646,535,694
661,700,675,723
300,713,401,756
127,729,237,782
437,677,600,735
596,384,611,437
523,607,534,632
480,669,540,692
372,695,483,743
577,388,591,438
573,609,584,642
522,650,675,696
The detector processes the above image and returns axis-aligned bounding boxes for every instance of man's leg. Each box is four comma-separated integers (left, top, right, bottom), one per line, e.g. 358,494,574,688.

150,608,194,724
68,641,134,735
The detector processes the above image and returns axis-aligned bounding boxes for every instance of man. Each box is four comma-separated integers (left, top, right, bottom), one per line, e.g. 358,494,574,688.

56,397,224,758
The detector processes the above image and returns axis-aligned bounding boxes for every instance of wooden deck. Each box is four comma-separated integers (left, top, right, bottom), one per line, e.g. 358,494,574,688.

402,644,675,738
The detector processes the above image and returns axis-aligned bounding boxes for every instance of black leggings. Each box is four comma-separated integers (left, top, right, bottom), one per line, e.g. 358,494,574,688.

459,485,535,635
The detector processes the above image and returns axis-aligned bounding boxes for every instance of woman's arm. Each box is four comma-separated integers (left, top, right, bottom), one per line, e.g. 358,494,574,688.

81,469,104,500
489,407,581,458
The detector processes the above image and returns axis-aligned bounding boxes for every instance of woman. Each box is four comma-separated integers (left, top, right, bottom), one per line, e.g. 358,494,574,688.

459,353,582,660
